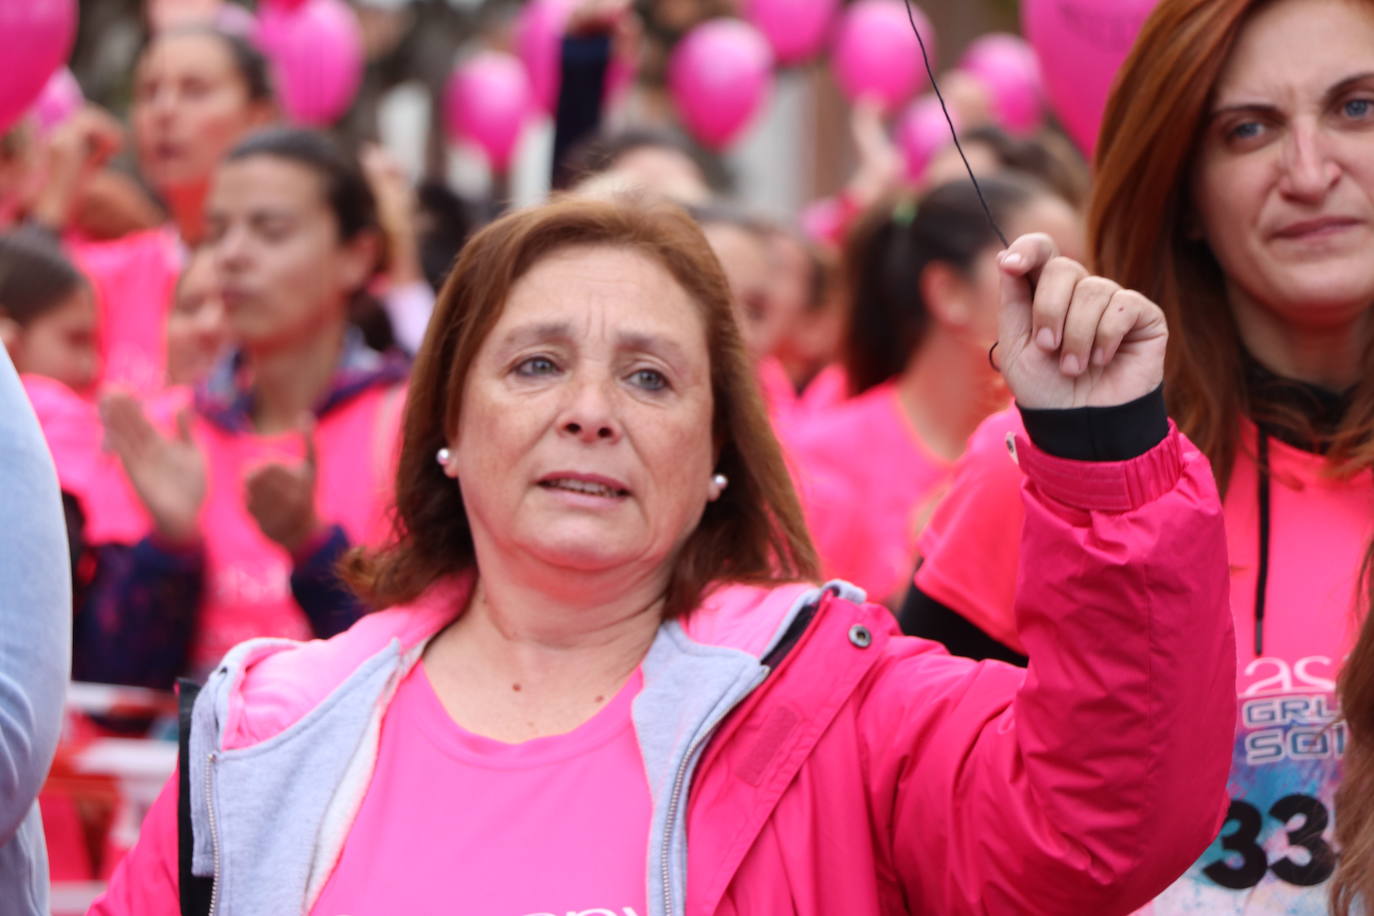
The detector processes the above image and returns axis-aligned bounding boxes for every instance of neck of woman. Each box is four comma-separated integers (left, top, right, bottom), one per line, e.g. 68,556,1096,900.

1232,291,1374,391
245,318,347,436
165,180,208,246
424,551,669,742
895,327,1006,463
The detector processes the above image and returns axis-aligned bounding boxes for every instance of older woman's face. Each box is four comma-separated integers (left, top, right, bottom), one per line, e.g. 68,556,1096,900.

1192,0,1374,328
450,245,717,580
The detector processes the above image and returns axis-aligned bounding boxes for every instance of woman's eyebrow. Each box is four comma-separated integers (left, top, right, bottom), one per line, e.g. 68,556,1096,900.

496,321,573,351
1324,71,1374,104
618,331,689,367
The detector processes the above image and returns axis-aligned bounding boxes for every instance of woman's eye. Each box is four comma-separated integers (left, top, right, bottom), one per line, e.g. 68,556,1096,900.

629,368,668,391
1342,98,1374,120
515,356,558,377
1227,120,1265,142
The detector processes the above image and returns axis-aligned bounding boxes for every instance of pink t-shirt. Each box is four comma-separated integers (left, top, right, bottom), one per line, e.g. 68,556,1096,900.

788,382,952,604
310,663,651,916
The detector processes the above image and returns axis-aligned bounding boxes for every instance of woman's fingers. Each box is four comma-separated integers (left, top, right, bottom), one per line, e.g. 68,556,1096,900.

1058,276,1119,375
1030,257,1089,354
1092,289,1165,368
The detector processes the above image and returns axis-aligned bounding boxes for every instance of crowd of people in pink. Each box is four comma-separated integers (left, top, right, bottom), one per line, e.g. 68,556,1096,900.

1,0,1373,913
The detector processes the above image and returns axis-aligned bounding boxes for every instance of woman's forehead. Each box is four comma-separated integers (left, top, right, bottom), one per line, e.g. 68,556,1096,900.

1215,0,1374,102
495,246,708,340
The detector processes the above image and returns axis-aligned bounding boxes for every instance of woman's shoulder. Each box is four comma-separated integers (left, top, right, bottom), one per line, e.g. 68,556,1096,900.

219,578,470,749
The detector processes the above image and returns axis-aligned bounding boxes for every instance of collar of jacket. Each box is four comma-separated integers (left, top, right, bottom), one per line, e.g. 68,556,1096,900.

184,576,872,915
192,328,410,433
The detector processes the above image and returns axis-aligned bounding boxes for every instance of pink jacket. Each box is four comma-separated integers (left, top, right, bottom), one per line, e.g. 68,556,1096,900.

914,409,1369,912
92,426,1235,915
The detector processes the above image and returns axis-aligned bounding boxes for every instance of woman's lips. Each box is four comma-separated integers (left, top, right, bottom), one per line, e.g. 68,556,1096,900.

537,473,630,499
1271,216,1363,240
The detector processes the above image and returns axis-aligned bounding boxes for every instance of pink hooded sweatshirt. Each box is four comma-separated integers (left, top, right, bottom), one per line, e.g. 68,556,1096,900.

914,408,1371,914
91,425,1235,915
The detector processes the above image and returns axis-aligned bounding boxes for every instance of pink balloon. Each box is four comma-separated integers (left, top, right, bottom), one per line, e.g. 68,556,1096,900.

515,0,634,115
1022,0,1161,156
32,67,83,136
668,19,774,151
898,94,956,183
255,0,363,127
444,51,533,173
262,0,308,9
743,0,840,66
959,33,1043,136
0,0,78,135
831,0,934,112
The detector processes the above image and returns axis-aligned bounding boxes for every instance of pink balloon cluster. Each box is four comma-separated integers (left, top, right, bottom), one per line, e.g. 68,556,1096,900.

444,51,533,174
515,0,634,115
0,0,78,135
255,0,364,127
1022,0,1162,156
668,19,775,151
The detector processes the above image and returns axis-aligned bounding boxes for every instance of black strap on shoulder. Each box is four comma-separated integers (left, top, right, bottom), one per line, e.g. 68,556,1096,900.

177,678,214,916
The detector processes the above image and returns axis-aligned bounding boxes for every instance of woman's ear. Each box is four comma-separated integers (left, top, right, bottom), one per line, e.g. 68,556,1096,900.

919,261,973,330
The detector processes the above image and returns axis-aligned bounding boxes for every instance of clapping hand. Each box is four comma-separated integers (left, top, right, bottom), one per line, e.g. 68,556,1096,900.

996,234,1168,411
101,392,206,547
244,417,323,555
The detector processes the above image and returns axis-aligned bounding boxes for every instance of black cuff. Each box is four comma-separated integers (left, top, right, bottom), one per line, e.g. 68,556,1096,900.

1018,385,1167,462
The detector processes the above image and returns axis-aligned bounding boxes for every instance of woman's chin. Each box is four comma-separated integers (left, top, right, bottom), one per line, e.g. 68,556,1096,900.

517,529,652,576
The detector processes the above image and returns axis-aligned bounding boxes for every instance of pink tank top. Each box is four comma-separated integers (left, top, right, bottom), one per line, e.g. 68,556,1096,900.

69,227,183,395
189,384,402,673
310,663,651,916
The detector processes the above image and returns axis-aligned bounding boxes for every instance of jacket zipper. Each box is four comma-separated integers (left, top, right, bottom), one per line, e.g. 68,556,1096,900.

205,751,222,916
658,669,768,916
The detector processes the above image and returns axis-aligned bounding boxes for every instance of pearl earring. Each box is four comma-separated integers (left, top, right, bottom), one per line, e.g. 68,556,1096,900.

436,447,451,466
712,473,729,492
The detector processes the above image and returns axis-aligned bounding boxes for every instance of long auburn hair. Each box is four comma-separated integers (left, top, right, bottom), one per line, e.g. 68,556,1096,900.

1091,1,1374,911
343,195,817,619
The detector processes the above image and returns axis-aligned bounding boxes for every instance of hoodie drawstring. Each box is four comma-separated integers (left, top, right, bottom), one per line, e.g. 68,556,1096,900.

1254,429,1272,657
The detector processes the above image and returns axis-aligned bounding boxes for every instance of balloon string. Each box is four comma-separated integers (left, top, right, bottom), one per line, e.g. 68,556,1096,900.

903,1,1010,250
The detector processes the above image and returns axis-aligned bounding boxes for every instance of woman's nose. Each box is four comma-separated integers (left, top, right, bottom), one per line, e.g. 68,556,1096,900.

558,376,621,443
1279,122,1341,201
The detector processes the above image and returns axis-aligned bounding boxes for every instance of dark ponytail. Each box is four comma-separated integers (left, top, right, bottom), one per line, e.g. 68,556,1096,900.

842,176,1040,395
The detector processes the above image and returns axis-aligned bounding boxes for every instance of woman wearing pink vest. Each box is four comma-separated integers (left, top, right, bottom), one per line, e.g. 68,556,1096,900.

45,27,277,394
787,177,1080,606
74,129,406,687
903,1,1374,912
90,189,1236,914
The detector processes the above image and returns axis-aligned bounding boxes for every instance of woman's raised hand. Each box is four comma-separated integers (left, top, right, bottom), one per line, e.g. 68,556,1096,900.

100,393,206,546
996,233,1168,410
244,418,322,555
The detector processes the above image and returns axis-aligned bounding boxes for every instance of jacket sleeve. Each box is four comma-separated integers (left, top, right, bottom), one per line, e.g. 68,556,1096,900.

71,536,203,689
87,771,180,916
862,426,1236,914
290,523,367,638
0,345,72,844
